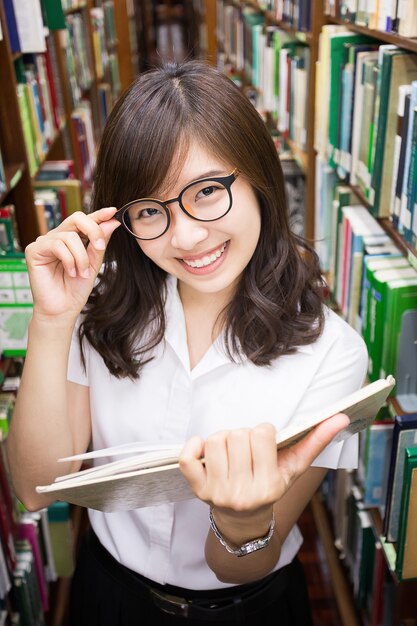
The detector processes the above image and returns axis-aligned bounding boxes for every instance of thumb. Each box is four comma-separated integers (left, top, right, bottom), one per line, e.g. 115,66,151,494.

279,413,350,476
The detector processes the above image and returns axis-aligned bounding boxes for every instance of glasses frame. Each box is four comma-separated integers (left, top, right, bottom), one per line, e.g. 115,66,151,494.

114,168,240,241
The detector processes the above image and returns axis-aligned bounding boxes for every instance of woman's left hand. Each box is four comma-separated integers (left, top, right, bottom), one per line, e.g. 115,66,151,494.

179,413,349,516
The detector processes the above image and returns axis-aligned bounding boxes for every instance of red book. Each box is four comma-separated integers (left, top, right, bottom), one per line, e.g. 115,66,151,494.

18,518,49,611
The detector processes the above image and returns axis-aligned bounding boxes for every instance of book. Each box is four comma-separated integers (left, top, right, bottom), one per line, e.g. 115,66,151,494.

360,421,394,508
384,413,417,542
364,266,417,381
36,376,396,512
399,81,417,235
390,85,411,227
380,278,417,405
396,446,417,580
370,51,417,217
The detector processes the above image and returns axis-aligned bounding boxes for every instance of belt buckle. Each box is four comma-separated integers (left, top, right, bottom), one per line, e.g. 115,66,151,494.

150,589,190,617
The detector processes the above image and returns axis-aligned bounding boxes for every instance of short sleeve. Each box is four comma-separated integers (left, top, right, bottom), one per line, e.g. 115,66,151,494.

294,312,368,469
67,322,89,386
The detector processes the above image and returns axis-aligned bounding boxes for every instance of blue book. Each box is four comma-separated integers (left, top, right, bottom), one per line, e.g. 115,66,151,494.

361,422,394,508
3,0,21,53
384,413,417,542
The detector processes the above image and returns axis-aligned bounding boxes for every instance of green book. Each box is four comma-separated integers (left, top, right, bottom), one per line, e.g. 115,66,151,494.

370,50,417,217
16,84,38,176
41,0,65,30
381,278,417,380
327,33,373,169
360,255,408,347
356,57,378,196
365,266,417,380
396,446,417,580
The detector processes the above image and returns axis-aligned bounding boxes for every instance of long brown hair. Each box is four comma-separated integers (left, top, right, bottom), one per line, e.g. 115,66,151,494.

80,60,325,378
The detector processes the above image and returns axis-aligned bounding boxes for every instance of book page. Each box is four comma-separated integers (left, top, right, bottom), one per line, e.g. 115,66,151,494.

36,376,396,512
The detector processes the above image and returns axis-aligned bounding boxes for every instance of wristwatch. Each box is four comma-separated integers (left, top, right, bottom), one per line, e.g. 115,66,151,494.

209,508,275,557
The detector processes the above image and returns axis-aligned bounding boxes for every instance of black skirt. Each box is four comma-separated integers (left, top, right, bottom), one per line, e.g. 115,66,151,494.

70,528,314,626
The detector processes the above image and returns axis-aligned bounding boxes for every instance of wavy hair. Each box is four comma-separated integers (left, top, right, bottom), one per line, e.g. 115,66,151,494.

80,60,325,378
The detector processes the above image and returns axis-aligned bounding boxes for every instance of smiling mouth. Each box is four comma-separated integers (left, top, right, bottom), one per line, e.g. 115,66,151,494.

179,242,228,268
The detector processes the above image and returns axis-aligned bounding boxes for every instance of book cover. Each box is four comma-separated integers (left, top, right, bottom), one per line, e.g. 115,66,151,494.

11,0,46,53
371,51,417,217
392,91,412,227
399,81,417,235
327,32,374,169
360,255,409,345
3,0,21,53
361,422,394,508
404,105,417,244
384,413,417,542
380,278,417,386
350,50,379,186
396,446,417,580
36,377,396,512
356,57,378,196
18,517,49,611
332,187,358,300
366,266,417,381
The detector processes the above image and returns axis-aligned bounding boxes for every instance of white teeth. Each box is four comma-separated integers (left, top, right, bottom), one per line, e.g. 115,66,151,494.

182,242,227,268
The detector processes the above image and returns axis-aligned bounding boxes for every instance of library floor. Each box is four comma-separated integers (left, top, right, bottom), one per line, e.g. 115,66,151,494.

298,505,343,625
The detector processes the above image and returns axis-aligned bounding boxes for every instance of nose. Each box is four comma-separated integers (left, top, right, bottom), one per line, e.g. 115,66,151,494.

169,205,209,250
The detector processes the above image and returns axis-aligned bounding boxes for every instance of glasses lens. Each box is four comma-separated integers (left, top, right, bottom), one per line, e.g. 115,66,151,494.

123,200,168,239
182,180,231,221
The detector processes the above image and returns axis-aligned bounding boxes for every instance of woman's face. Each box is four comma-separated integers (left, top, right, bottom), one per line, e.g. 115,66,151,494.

137,141,262,301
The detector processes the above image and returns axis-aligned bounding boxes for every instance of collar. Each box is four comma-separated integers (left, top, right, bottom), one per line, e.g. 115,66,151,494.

163,275,313,376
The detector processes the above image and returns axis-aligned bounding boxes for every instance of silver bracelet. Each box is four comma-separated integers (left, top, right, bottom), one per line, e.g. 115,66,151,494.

209,508,275,557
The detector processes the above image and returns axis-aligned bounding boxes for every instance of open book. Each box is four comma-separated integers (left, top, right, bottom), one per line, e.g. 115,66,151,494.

36,376,395,512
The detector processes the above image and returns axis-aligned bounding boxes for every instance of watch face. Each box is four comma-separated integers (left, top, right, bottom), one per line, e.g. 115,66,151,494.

238,538,269,557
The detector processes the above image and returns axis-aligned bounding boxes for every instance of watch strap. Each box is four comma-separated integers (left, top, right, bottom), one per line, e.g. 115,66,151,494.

209,509,275,557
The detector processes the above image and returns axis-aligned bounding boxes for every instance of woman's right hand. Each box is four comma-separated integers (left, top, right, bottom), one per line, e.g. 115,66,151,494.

25,207,121,321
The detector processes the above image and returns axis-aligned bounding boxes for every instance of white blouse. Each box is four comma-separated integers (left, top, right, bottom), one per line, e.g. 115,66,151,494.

67,275,368,589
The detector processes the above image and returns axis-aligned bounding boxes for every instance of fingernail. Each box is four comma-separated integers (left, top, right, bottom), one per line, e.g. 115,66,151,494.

82,268,90,278
69,267,76,277
95,238,106,250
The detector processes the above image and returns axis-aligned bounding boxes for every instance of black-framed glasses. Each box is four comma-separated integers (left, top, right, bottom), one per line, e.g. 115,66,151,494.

115,169,240,240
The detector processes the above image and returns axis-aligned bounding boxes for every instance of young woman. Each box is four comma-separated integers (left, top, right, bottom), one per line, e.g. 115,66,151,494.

8,61,367,625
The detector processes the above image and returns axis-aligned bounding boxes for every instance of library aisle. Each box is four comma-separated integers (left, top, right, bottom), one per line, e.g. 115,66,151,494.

2,1,417,626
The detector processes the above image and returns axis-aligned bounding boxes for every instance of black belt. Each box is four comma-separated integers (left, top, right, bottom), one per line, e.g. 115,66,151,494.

87,528,294,621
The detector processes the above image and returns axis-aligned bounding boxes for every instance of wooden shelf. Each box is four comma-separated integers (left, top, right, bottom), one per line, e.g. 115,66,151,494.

286,138,308,173
326,17,417,54
311,493,361,626
0,162,25,204
265,13,313,43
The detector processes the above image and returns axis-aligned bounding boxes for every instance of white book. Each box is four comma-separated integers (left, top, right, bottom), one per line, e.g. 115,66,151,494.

36,377,396,513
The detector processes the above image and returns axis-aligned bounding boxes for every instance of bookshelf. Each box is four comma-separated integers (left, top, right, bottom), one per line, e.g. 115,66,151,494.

0,1,138,624
205,1,417,625
0,0,137,249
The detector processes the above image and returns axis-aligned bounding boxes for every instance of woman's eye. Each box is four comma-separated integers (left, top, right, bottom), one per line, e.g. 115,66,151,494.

139,207,160,219
196,185,218,200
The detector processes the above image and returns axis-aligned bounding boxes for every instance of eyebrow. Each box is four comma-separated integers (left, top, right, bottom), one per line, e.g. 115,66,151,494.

182,169,229,188
157,169,229,199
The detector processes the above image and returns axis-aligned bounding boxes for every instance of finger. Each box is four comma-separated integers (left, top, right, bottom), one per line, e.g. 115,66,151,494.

85,217,121,274
250,423,278,480
178,436,206,494
226,429,252,482
37,239,79,278
203,430,230,484
281,413,350,476
54,208,119,252
48,231,91,278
